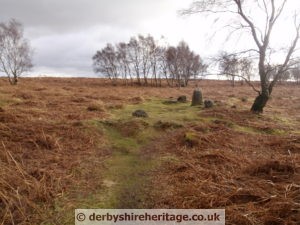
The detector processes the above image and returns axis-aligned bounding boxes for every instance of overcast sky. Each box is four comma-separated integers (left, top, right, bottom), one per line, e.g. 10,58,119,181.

0,0,299,77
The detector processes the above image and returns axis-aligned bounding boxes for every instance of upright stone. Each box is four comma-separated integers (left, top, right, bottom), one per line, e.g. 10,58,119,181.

191,89,203,106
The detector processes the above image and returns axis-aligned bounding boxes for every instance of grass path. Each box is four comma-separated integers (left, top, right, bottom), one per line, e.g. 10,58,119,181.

85,99,202,209
97,124,157,208
57,98,291,224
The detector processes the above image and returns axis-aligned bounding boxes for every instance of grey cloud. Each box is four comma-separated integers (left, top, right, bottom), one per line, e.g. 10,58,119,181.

31,24,139,76
0,0,170,32
0,0,192,77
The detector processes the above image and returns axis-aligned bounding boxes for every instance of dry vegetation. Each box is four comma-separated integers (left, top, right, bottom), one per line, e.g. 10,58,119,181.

0,78,299,225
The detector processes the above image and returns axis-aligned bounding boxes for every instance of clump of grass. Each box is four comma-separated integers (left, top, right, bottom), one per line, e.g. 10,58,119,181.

184,131,199,147
0,142,56,224
213,119,234,128
13,92,33,100
104,119,149,137
0,112,105,224
233,124,259,134
87,101,106,112
154,120,183,130
106,103,124,109
111,98,201,124
260,127,287,135
0,94,22,107
249,160,295,176
129,96,144,104
33,132,57,150
241,97,248,102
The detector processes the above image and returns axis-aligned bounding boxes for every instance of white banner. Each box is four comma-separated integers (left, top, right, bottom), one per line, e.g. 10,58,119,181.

75,209,225,225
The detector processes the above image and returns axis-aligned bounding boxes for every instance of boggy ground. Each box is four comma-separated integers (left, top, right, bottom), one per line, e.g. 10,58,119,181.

0,78,299,225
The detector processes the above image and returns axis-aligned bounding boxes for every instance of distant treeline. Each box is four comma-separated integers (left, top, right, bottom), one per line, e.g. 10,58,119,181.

92,34,208,87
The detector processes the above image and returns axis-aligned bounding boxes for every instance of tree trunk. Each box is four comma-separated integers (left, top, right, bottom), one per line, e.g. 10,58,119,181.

250,92,269,113
251,56,270,113
9,75,18,85
231,76,235,87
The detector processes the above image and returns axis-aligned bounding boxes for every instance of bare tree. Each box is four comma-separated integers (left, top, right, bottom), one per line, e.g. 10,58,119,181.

93,35,204,87
93,43,119,85
218,52,240,87
116,42,132,85
166,41,203,87
127,37,142,85
148,38,164,87
280,71,291,83
138,35,154,86
266,64,291,83
239,58,253,82
217,52,254,86
182,0,300,113
194,58,208,80
291,64,300,84
157,46,170,86
166,46,178,86
0,19,33,85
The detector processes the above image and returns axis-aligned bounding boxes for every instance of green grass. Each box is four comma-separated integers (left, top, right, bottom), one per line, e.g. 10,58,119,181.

54,98,292,223
84,120,159,208
0,94,21,107
270,115,296,127
110,98,202,124
77,98,204,209
104,125,141,152
38,97,296,224
233,124,287,135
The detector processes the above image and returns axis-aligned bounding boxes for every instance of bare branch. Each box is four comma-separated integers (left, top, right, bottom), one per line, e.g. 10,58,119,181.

273,0,288,23
206,71,260,93
179,0,237,16
269,17,300,92
227,72,260,93
234,0,262,49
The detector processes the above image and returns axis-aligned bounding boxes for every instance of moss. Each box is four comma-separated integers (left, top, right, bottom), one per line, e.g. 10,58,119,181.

292,130,300,135
111,99,201,125
105,126,140,151
184,131,199,147
262,128,287,135
158,154,180,163
271,115,294,126
185,131,197,140
71,98,279,211
153,120,183,130
233,124,287,136
0,94,22,107
233,125,259,134
101,150,158,208
82,98,202,208
83,116,160,208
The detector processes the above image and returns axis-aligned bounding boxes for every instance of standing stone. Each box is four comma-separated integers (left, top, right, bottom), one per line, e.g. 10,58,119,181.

191,89,203,106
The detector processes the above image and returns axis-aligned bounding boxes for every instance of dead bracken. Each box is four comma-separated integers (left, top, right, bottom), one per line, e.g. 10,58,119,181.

0,78,299,225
